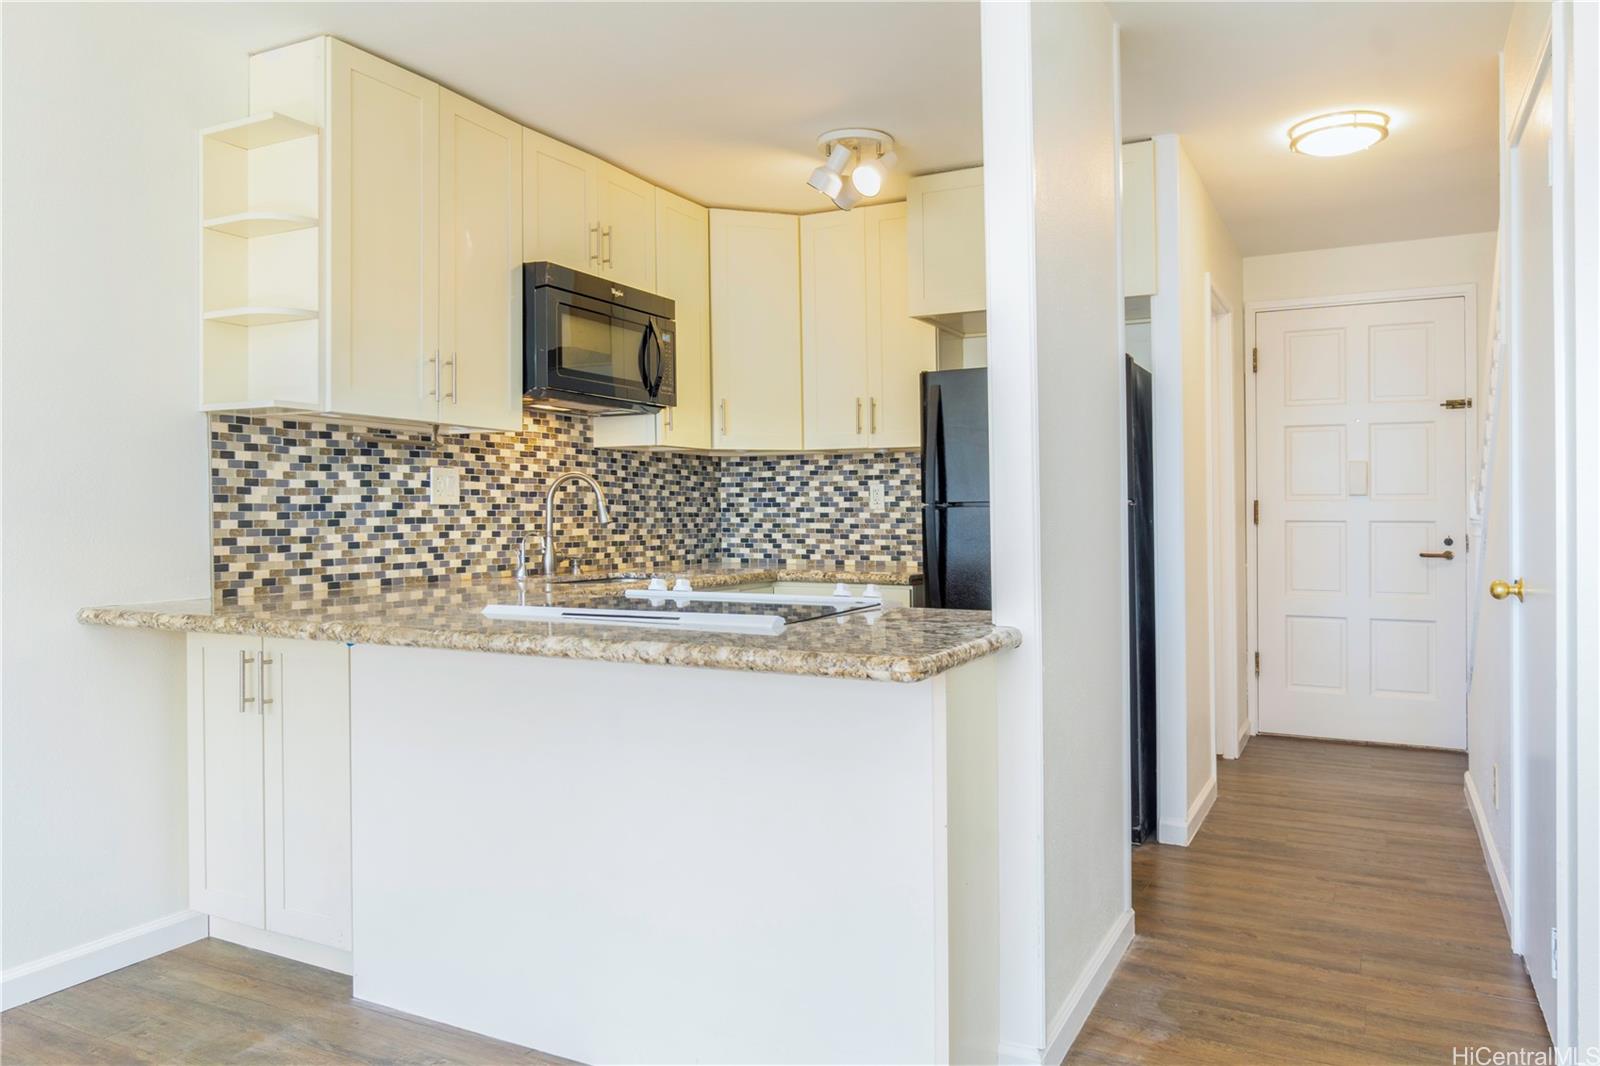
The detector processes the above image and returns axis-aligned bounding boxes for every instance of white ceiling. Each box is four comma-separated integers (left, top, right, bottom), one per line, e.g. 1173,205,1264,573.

174,2,983,214
1114,1,1510,256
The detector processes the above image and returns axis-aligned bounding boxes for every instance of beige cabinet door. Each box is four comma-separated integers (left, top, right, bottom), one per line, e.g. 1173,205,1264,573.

187,635,266,928
439,89,522,432
864,203,936,448
801,210,869,450
906,167,986,319
710,210,802,451
326,40,439,423
1121,141,1157,298
655,190,710,448
597,162,657,291
262,639,352,950
522,127,599,272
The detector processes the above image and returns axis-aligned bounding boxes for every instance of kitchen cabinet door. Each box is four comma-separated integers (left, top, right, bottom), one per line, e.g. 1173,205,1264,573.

439,89,522,432
710,210,803,452
1122,140,1157,297
187,635,266,929
262,639,352,950
523,127,599,273
906,167,986,325
864,203,937,448
326,40,439,423
801,210,869,450
597,162,657,291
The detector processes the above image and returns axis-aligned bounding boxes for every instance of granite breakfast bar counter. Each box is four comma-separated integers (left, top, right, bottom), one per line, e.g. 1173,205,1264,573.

79,569,1017,1064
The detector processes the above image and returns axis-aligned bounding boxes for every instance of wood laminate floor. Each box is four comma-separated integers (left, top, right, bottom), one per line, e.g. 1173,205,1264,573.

1069,735,1552,1065
1,737,1552,1066
0,938,571,1065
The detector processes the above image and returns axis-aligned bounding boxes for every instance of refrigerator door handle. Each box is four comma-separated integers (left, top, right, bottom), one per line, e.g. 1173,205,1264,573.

923,383,943,505
924,506,944,609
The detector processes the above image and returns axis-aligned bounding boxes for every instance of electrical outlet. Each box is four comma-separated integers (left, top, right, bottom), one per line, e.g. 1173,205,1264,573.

1493,763,1500,808
430,466,461,507
868,482,886,511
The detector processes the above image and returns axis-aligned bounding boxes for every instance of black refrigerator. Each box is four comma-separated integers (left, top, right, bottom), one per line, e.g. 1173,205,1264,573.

920,369,991,610
1126,355,1157,844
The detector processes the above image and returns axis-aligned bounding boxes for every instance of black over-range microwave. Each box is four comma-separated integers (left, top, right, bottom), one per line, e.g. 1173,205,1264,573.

523,262,676,415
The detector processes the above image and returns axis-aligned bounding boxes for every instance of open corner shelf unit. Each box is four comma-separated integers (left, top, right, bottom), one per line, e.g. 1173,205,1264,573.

200,111,323,414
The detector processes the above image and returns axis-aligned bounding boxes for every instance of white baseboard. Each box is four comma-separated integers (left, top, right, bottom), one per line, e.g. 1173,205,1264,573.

1,909,207,1010
1158,772,1217,846
1464,770,1514,938
995,909,1135,1065
208,917,353,975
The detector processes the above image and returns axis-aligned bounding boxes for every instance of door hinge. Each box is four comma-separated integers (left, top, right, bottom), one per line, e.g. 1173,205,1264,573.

1551,927,1559,979
1254,651,1261,677
1253,499,1260,525
1440,397,1473,410
1251,347,1258,373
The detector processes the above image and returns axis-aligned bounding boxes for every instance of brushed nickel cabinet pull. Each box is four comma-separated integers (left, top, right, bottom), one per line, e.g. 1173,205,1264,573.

720,399,729,435
856,397,863,434
260,653,275,712
870,397,878,434
444,355,457,403
239,651,256,713
602,226,613,268
589,224,600,264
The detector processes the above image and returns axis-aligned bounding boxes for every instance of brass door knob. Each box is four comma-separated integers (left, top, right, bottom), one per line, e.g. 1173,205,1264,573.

1490,578,1526,602
1419,550,1456,560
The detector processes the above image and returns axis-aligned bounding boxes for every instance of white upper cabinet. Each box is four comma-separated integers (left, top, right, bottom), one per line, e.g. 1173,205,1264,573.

863,203,936,448
1121,140,1157,298
801,211,870,450
523,130,657,290
205,37,523,431
593,189,711,451
438,88,523,432
906,167,986,335
326,39,440,425
596,163,657,291
522,127,599,272
801,204,936,452
710,210,803,452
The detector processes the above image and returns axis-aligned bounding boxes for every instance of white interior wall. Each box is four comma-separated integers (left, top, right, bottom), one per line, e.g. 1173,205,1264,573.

981,3,1131,1061
1,4,226,974
1148,134,1243,845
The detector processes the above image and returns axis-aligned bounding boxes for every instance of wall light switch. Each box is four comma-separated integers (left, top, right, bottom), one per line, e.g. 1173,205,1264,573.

430,466,461,507
868,482,886,512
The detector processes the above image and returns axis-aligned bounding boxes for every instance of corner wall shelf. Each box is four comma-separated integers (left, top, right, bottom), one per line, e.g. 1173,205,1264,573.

203,211,318,238
201,112,320,150
203,306,318,327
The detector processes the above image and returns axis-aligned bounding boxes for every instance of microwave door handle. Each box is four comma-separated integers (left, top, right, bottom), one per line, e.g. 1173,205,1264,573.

649,320,665,396
637,320,651,395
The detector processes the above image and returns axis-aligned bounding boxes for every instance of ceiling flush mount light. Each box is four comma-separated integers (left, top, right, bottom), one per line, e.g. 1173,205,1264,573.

808,128,896,210
1287,110,1390,157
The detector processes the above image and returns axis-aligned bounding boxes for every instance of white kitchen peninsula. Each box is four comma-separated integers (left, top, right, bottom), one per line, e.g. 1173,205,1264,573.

80,570,1017,1064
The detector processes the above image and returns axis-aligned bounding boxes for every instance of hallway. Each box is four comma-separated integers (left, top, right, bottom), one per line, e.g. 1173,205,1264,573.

1070,736,1550,1064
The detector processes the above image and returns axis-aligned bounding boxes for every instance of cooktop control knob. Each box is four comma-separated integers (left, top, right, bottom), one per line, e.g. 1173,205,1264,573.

647,577,668,591
833,582,850,597
863,583,881,597
672,578,693,593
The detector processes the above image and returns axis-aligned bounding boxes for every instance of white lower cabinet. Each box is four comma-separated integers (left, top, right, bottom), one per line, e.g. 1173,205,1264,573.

187,634,352,953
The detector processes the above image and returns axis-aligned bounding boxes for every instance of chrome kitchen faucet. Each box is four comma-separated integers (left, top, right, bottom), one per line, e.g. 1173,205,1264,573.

518,472,611,583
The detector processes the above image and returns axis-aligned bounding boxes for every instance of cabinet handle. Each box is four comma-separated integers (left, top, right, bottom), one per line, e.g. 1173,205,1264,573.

602,226,613,268
239,651,256,713
665,404,674,431
870,397,878,434
856,397,863,434
260,654,275,712
720,398,729,436
444,354,457,403
589,224,600,264
424,351,437,399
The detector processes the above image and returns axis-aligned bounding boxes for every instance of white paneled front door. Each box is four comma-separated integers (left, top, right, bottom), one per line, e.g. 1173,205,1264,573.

1256,297,1470,748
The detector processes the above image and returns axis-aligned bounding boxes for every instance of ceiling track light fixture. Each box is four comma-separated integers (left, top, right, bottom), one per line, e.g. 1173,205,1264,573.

1287,110,1390,157
807,128,897,210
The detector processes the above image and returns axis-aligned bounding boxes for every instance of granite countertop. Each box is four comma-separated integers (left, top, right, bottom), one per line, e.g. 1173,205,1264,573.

77,565,1020,684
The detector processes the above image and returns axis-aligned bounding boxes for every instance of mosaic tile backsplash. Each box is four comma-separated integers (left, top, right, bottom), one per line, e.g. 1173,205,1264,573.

211,412,922,600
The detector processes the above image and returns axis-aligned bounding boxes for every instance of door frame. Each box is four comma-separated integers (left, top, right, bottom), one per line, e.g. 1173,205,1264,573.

1242,283,1479,739
1205,278,1241,759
